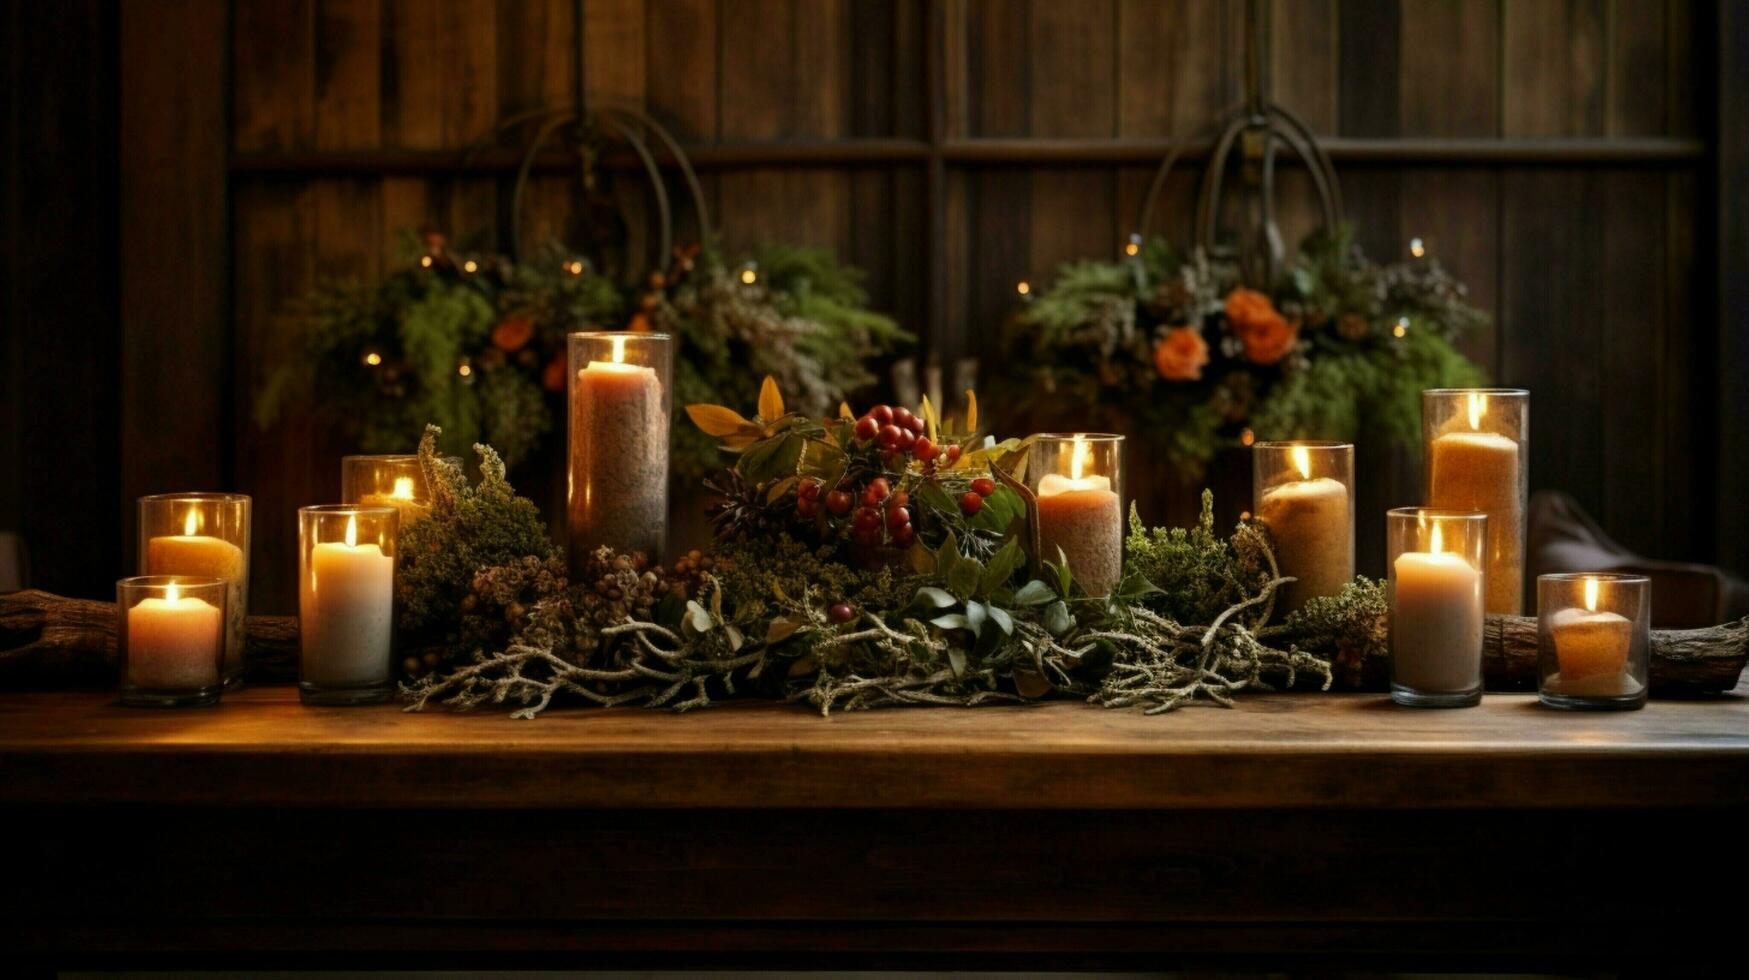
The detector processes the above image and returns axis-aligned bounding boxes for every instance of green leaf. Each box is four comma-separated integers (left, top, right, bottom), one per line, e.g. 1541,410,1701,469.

915,479,958,518
1116,571,1165,600
1044,599,1073,636
965,484,1024,533
796,437,848,488
987,605,1014,636
947,558,982,599
912,586,958,610
978,538,1025,596
1012,579,1056,607
764,475,799,504
964,600,988,638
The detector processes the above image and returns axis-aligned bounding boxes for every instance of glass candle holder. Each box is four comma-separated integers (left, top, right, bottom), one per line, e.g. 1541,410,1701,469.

1387,508,1488,708
1026,433,1124,596
138,492,251,688
568,331,673,577
117,575,226,707
1537,573,1650,710
1252,441,1354,615
1423,388,1528,615
298,505,398,705
341,453,459,527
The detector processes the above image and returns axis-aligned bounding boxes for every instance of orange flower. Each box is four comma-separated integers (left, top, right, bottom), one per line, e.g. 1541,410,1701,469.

1224,287,1299,365
492,314,535,352
627,312,652,333
1153,326,1209,381
541,352,568,392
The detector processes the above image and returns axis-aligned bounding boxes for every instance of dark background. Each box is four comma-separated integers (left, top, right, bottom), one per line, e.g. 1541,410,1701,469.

3,0,1746,612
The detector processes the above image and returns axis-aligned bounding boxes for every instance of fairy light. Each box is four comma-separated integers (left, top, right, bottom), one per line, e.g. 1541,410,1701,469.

1409,237,1426,259
1240,428,1256,447
457,359,473,378
462,259,478,274
363,351,383,367
419,255,434,269
1016,280,1031,296
740,265,758,285
1393,316,1409,338
566,260,584,276
1124,233,1141,257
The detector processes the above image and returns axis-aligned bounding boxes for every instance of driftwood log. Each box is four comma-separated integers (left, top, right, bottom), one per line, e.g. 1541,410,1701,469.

2,588,1745,695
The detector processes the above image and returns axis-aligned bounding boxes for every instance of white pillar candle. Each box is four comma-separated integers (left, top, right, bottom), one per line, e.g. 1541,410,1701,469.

300,516,394,688
1036,470,1122,596
126,583,223,690
1391,525,1484,695
146,510,247,678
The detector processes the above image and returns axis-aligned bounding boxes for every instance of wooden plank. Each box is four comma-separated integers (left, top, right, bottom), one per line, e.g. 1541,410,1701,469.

233,0,315,151
1718,1,1749,571
965,0,1029,137
645,0,718,241
1398,0,1499,137
1608,0,1667,137
1116,0,1228,137
1502,0,1607,137
1659,169,1697,559
382,0,442,148
1027,0,1114,276
436,0,499,146
496,0,574,117
1599,170,1664,557
1338,0,1399,137
119,0,228,577
1396,169,1501,376
1271,0,1338,135
314,0,381,149
2,687,1748,809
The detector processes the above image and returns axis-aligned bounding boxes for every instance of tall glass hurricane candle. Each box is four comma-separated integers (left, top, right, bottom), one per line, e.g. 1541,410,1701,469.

568,331,673,576
1253,441,1354,615
341,453,459,527
138,493,250,688
1537,573,1650,710
1027,434,1124,596
1387,508,1488,708
298,505,398,705
117,575,227,707
1423,388,1528,615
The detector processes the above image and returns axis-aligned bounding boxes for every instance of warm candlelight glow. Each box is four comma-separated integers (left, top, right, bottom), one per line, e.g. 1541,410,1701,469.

611,334,627,364
1468,391,1486,430
391,476,415,500
1584,575,1599,612
344,514,358,548
1430,520,1444,555
1291,445,1311,480
165,581,180,603
183,509,198,536
1070,436,1089,481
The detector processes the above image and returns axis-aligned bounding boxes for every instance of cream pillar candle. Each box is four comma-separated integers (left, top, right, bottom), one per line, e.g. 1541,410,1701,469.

1387,509,1488,707
298,507,397,704
117,575,228,707
125,583,223,690
1425,389,1528,615
1537,573,1649,708
1028,434,1124,596
568,332,672,576
358,476,429,526
1253,442,1354,613
341,453,457,526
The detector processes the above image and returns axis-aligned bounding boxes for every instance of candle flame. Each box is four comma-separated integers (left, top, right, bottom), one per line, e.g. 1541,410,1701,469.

1429,521,1444,555
1291,445,1311,480
611,335,627,364
1584,576,1599,612
1070,436,1090,481
344,514,358,548
391,476,415,500
1468,391,1487,430
183,509,199,536
166,582,180,603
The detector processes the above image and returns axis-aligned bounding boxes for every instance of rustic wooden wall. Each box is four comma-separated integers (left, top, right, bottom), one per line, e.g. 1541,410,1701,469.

4,0,1738,609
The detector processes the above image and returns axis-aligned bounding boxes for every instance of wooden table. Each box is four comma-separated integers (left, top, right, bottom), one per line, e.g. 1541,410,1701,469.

3,685,1746,970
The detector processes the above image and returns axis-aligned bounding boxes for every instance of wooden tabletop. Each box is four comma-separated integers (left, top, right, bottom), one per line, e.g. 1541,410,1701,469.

1,685,1746,809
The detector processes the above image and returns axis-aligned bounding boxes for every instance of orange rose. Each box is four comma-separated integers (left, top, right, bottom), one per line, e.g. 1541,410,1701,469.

1224,287,1299,365
492,314,535,352
1153,326,1209,381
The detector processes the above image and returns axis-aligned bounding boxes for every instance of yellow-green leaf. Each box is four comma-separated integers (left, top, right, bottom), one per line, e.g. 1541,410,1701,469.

837,401,854,421
687,403,755,437
758,375,784,421
920,395,939,442
964,389,978,433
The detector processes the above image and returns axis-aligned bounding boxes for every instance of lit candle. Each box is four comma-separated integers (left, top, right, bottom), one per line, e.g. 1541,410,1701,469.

1391,520,1484,700
300,513,394,690
1428,391,1523,614
146,508,247,680
358,476,429,525
125,581,223,691
1035,436,1123,596
1256,444,1353,613
568,333,669,570
1546,575,1639,699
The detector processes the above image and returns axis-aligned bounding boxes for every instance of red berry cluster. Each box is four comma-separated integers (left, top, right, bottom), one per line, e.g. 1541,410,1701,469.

851,404,963,469
959,477,997,516
846,477,916,549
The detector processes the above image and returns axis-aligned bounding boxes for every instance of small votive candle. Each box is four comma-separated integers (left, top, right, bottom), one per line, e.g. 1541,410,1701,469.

138,493,251,688
1423,388,1528,615
1387,508,1488,707
1252,441,1354,614
568,331,673,577
298,505,398,705
341,453,458,526
1027,433,1124,596
1537,573,1650,710
117,575,227,707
